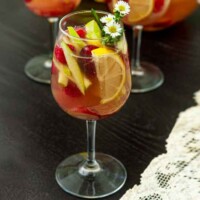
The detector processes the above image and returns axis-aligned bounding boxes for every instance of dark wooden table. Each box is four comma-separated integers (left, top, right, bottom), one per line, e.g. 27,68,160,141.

0,0,200,199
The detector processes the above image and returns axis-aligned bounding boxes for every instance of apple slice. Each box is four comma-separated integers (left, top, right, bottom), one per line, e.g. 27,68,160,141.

61,41,85,94
67,26,85,49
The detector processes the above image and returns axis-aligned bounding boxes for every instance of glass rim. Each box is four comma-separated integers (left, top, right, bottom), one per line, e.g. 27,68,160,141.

59,10,113,42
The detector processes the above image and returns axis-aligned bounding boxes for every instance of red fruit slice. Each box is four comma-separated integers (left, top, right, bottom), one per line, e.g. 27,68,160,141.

75,27,86,38
139,0,171,26
64,81,82,97
54,45,67,64
68,107,100,120
153,0,165,13
79,45,98,78
51,61,58,75
68,44,76,52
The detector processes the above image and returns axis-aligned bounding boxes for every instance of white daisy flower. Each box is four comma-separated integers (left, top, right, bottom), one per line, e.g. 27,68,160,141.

100,14,115,24
114,0,130,16
103,21,122,38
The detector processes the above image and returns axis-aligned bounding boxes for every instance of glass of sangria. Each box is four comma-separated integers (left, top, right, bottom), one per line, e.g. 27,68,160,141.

24,0,81,84
107,0,198,93
51,8,131,198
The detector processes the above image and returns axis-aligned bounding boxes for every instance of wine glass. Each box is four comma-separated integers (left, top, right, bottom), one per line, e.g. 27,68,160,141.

107,0,198,93
24,0,81,84
51,10,131,198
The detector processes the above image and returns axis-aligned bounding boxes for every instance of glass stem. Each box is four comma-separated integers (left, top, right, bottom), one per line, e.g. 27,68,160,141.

48,17,59,55
131,25,144,76
44,17,59,69
86,120,97,166
79,120,101,176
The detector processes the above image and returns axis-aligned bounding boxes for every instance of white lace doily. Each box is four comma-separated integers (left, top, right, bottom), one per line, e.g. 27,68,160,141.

120,91,200,200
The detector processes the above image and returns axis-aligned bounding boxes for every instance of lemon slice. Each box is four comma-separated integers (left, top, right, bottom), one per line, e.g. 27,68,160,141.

92,47,126,104
118,0,154,24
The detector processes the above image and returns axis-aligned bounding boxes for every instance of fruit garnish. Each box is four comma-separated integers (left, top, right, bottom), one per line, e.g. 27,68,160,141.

139,0,171,26
68,107,100,120
83,76,92,89
116,34,127,54
53,58,71,77
51,61,58,75
79,45,98,78
122,0,154,23
154,0,165,13
58,71,69,87
92,47,126,104
67,26,85,49
61,41,85,94
75,27,86,38
55,45,67,64
64,81,83,97
85,20,102,40
91,1,130,45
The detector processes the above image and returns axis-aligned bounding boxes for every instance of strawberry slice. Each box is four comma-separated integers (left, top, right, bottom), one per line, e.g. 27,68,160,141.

64,81,82,97
51,61,58,75
54,44,76,65
75,27,86,38
54,45,67,64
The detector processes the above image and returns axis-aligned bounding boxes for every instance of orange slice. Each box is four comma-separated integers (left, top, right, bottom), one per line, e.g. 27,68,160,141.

119,0,154,24
92,47,126,104
140,0,171,26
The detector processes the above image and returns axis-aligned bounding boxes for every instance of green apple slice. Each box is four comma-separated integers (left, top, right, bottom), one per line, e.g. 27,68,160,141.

85,20,102,40
67,26,85,49
61,41,85,94
83,76,92,89
58,71,68,87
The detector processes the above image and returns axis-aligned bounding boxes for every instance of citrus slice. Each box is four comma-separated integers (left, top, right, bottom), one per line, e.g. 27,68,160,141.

140,0,171,26
92,47,126,104
120,0,154,24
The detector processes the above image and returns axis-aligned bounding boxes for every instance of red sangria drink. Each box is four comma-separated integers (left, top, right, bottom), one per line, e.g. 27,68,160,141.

107,0,198,31
24,0,81,84
51,9,131,198
24,0,81,18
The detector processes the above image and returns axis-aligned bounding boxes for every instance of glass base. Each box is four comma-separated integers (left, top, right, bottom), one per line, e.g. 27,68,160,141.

24,54,52,84
55,153,127,199
131,62,164,93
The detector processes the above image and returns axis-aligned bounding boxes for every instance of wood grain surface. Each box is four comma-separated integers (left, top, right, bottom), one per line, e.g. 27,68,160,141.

0,0,199,199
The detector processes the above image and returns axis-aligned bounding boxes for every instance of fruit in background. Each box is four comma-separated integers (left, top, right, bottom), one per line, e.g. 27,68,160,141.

139,0,171,26
123,0,154,23
79,45,98,78
92,47,126,104
61,42,85,94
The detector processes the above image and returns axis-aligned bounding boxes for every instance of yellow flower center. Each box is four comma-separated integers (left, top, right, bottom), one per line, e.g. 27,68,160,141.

119,5,125,11
109,26,117,33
